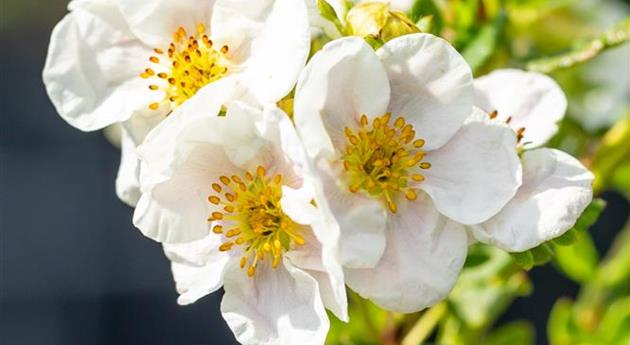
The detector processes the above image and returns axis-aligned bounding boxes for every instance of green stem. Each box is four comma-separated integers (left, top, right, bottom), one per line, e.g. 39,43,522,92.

527,18,630,73
401,302,448,345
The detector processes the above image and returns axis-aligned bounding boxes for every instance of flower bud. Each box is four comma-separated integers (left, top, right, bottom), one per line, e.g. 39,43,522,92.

345,2,420,45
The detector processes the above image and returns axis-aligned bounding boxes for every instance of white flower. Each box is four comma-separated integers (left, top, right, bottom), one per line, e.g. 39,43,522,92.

131,90,347,344
43,0,311,206
473,69,567,148
293,35,522,312
469,69,594,252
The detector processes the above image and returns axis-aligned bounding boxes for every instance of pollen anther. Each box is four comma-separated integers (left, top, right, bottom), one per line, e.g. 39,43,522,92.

341,113,430,213
142,23,230,111
206,167,301,277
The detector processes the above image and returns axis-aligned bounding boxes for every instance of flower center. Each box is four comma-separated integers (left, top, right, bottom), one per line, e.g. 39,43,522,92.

141,24,230,111
207,166,304,277
341,113,430,213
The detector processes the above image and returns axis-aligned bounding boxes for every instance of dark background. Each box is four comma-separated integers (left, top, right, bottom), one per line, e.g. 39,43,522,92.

0,1,628,345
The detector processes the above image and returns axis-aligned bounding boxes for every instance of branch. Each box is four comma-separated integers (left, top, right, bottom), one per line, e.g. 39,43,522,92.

527,18,630,73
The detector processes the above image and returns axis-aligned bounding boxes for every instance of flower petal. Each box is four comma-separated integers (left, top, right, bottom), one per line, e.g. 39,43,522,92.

377,33,473,150
420,108,522,224
474,69,567,147
135,77,242,187
316,161,388,269
285,227,348,322
470,148,594,252
133,143,240,243
294,37,390,159
345,194,468,313
43,1,156,131
163,234,232,305
133,87,259,243
213,0,311,104
221,260,329,345
118,0,215,47
115,127,142,207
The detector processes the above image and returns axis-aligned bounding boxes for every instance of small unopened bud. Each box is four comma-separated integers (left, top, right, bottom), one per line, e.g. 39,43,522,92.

345,2,420,45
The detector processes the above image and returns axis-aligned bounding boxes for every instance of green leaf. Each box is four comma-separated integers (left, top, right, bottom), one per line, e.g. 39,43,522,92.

410,0,443,34
461,12,506,72
553,227,599,283
527,17,630,73
595,296,630,344
449,245,532,329
547,298,576,345
484,321,535,345
326,290,388,345
591,114,630,193
610,161,630,200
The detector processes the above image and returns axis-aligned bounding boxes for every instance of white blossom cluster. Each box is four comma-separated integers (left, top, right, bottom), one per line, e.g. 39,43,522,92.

43,1,593,344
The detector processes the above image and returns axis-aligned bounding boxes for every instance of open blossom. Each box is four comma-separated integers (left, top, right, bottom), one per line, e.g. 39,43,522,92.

43,0,310,206
293,35,522,312
132,90,346,344
469,69,594,252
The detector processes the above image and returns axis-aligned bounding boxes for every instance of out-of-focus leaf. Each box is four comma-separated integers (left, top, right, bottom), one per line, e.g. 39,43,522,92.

461,12,506,72
327,290,390,345
449,245,532,329
484,321,535,345
595,296,630,344
591,114,630,193
527,18,630,73
554,227,599,283
547,298,576,345
548,223,630,345
410,0,443,34
547,115,591,158
416,15,433,33
610,161,630,200
596,221,630,290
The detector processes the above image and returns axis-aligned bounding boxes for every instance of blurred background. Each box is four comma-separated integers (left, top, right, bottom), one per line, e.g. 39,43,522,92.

0,0,628,344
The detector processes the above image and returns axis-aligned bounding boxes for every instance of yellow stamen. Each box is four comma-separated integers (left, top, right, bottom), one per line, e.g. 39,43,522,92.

143,23,230,110
206,167,304,277
341,113,430,213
